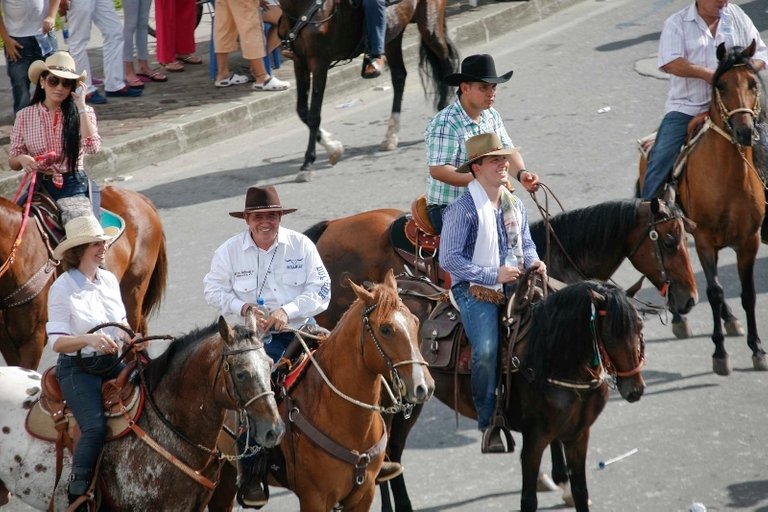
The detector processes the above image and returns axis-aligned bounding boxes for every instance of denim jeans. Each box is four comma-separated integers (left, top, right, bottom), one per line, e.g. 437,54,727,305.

426,203,446,234
40,171,102,219
5,35,44,114
57,354,124,492
451,281,501,430
265,331,293,363
362,0,386,57
641,111,693,199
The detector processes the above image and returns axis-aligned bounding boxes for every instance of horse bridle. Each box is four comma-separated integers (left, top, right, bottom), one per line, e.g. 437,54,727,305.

714,64,762,145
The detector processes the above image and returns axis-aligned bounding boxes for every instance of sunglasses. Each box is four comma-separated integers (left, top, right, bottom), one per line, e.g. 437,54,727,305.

44,75,76,89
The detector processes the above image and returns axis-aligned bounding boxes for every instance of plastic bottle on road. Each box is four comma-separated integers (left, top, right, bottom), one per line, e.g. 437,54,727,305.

689,502,706,512
256,297,272,345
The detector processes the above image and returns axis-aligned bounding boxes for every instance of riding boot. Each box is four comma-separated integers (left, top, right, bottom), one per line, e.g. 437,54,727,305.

67,493,89,512
236,433,269,509
67,470,92,512
375,460,404,483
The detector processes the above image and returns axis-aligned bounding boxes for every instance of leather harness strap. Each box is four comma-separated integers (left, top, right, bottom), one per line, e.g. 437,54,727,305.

285,395,388,486
1,259,58,310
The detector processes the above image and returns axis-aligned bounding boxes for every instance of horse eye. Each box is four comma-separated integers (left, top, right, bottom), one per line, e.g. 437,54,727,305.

715,81,726,93
662,234,677,251
380,324,394,336
234,369,248,381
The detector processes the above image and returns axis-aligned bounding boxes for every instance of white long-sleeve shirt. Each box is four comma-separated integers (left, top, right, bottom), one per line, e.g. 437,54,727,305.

203,227,331,328
659,3,768,116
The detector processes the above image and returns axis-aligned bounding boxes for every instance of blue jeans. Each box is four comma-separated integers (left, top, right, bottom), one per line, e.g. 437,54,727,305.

57,354,124,493
265,331,294,363
641,111,693,199
452,282,501,430
362,0,385,57
426,203,446,234
40,171,102,219
5,35,43,115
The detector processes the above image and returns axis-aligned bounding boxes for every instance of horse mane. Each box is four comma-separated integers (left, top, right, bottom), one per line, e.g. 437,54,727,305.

303,221,330,244
142,322,221,390
530,200,640,260
524,281,637,381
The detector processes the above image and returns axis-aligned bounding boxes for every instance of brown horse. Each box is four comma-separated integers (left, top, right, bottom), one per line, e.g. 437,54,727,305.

0,312,284,511
0,186,168,369
278,0,459,179
207,270,434,511
639,42,767,375
305,198,697,328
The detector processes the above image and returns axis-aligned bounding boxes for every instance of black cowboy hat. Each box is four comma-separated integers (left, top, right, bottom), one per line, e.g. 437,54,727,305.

229,185,297,218
443,54,513,86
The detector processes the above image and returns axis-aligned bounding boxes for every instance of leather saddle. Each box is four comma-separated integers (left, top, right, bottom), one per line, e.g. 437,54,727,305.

389,195,451,288
26,362,143,444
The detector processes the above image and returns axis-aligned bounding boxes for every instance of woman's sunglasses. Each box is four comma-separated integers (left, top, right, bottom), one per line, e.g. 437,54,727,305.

44,75,76,89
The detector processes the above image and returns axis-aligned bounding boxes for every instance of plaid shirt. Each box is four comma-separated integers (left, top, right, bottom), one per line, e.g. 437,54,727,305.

10,103,101,171
424,96,513,206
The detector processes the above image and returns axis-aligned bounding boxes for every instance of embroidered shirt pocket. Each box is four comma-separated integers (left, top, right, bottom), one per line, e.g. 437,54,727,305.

233,277,260,295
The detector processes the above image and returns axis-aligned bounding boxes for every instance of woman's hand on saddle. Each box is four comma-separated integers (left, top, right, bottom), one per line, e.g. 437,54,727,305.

89,333,118,354
497,265,521,284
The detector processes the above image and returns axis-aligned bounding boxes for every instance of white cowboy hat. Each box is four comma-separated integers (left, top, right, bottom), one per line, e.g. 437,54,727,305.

28,51,87,85
53,215,118,260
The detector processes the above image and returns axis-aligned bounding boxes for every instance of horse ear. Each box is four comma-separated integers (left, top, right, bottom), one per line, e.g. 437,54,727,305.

244,307,258,333
383,268,397,290
626,276,644,298
662,185,676,205
587,287,605,304
349,278,376,304
716,42,727,61
682,216,697,234
743,39,756,59
218,316,233,345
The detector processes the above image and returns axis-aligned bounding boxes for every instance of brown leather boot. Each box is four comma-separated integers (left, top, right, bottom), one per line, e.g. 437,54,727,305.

375,461,404,483
361,56,385,79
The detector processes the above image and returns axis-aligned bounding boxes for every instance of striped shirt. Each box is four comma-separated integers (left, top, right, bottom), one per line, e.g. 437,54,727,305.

424,96,513,206
10,103,101,171
439,190,540,286
659,3,768,116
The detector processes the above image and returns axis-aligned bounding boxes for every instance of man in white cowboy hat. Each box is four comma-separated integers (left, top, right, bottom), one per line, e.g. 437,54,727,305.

424,54,540,233
439,132,546,453
0,0,59,115
58,0,142,104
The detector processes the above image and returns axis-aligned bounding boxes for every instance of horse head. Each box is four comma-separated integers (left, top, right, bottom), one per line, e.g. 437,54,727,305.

713,40,763,147
627,198,698,315
347,269,435,404
216,314,284,448
586,283,646,403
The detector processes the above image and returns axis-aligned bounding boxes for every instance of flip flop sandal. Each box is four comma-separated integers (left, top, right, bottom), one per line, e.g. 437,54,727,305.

137,70,168,82
176,54,203,65
214,73,249,87
160,61,185,72
125,78,145,88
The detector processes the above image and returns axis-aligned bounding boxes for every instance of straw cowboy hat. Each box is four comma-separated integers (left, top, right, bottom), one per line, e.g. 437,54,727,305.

53,215,118,260
229,185,297,218
456,133,519,174
28,51,87,85
443,54,513,86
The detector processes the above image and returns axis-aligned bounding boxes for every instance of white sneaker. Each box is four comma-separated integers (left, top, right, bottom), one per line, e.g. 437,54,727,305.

252,76,290,91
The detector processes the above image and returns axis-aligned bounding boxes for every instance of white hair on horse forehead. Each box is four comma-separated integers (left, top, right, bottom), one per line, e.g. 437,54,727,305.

392,309,413,334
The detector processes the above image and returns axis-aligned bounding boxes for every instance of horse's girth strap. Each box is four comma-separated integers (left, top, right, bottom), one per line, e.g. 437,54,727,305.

122,411,217,490
286,396,388,485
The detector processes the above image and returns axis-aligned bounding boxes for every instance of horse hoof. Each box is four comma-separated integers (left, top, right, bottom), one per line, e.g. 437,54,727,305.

559,482,592,507
379,136,398,151
725,319,745,336
672,319,691,339
753,353,768,371
327,142,344,166
295,170,314,183
537,472,559,492
713,355,731,376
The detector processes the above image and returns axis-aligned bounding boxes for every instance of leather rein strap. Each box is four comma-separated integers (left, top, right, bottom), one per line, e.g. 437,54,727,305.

285,395,388,486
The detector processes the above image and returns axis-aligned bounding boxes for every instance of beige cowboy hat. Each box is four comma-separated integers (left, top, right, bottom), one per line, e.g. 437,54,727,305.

53,215,118,260
456,133,519,174
229,185,297,218
28,51,87,85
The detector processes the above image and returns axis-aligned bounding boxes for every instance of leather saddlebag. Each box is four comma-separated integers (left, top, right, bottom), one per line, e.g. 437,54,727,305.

419,301,464,370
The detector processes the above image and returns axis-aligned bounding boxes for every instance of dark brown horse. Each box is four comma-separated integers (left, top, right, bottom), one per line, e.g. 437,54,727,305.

207,270,434,511
278,0,459,179
305,198,697,329
0,186,167,369
639,42,766,375
0,312,284,510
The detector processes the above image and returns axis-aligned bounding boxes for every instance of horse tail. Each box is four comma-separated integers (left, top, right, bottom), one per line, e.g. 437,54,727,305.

418,21,459,111
142,231,168,322
304,220,330,244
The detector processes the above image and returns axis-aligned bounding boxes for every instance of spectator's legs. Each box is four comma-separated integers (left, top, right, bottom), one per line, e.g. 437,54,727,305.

67,0,97,94
6,35,42,114
92,0,127,92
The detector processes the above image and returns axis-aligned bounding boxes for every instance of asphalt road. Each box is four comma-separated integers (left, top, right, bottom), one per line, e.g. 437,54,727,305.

6,0,768,510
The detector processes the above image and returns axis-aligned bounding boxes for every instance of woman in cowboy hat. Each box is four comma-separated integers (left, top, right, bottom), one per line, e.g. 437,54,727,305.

46,214,146,509
203,184,332,507
423,53,540,233
8,50,103,223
